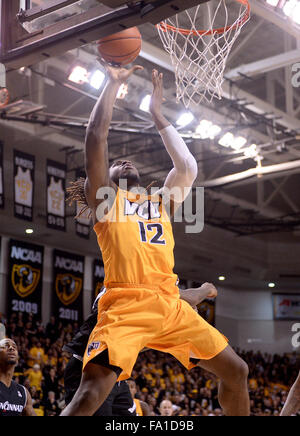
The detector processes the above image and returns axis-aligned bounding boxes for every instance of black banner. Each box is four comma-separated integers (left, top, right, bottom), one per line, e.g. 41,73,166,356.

75,169,90,239
7,239,44,319
52,249,84,324
14,150,35,221
0,141,4,209
93,258,105,304
47,160,66,231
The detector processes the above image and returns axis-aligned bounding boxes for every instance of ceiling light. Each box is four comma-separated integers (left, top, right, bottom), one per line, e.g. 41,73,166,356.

219,132,234,147
68,66,89,85
209,124,222,138
195,120,221,139
89,69,105,90
218,276,226,281
25,229,34,234
139,94,151,112
266,0,280,6
196,120,212,138
283,0,297,16
293,2,300,23
176,112,195,127
244,144,257,158
268,282,276,288
232,136,247,151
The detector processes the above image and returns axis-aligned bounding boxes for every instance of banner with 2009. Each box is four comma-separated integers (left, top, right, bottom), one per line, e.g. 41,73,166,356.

7,239,44,319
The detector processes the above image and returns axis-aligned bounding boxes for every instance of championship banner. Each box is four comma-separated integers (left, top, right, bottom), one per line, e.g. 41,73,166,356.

52,249,84,323
14,150,35,221
75,169,90,239
93,259,105,303
7,239,44,318
0,141,4,209
47,160,66,231
273,294,300,320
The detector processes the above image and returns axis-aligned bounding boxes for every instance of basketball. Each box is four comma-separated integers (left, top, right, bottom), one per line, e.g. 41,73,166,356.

97,27,142,67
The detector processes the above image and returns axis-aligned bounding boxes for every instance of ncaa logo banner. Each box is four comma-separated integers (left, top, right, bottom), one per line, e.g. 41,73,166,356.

0,141,4,209
273,294,300,320
13,150,35,222
46,159,66,231
93,258,105,305
52,249,84,323
75,169,90,239
7,239,44,318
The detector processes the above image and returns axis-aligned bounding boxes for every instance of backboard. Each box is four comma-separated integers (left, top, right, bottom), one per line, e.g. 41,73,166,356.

0,0,207,70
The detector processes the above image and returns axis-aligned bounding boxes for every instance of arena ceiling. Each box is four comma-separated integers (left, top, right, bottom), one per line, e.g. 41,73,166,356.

1,0,300,290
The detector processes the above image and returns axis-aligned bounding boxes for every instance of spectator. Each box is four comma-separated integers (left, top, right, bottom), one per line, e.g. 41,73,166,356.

43,391,61,416
25,363,43,393
45,316,59,343
27,340,46,368
43,367,59,397
159,400,174,416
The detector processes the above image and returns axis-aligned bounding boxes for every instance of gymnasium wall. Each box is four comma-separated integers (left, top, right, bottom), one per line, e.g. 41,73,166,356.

215,287,300,355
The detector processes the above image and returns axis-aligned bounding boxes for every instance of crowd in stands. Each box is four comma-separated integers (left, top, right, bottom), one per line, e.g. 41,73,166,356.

132,349,300,416
0,311,299,416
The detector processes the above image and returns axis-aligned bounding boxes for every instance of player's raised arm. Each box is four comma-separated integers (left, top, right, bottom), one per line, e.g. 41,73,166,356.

84,64,143,210
149,70,198,211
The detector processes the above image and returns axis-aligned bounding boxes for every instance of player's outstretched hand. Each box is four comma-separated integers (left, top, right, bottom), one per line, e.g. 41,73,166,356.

105,64,144,84
201,282,218,299
179,283,218,308
150,69,164,116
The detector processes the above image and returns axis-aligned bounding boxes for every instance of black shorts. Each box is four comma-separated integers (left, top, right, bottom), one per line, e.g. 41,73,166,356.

64,356,135,416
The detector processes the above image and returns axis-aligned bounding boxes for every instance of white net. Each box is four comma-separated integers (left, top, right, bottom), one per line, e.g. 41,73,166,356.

157,0,250,108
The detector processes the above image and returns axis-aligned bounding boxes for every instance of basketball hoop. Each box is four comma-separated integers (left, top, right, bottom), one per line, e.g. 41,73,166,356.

0,87,10,109
157,0,250,108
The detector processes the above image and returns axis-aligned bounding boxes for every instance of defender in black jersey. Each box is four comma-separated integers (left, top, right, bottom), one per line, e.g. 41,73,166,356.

0,338,36,416
63,289,136,416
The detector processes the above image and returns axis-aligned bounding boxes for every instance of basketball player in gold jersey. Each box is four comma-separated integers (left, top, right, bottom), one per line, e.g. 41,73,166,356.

61,64,250,416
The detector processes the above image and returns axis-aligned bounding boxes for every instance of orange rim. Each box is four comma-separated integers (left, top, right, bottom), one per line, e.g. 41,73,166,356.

157,0,250,36
0,88,9,109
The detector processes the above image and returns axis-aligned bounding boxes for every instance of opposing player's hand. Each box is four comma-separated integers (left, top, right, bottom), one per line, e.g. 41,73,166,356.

150,69,164,117
105,64,144,84
201,282,218,299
